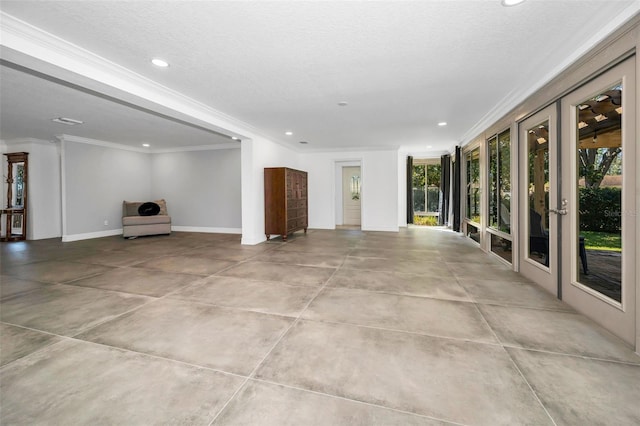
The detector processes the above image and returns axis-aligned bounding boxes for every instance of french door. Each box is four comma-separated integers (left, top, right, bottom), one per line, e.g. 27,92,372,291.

559,58,636,345
520,58,636,346
519,105,559,296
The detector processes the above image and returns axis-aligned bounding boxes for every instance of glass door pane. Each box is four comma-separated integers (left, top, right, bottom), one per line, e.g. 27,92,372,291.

465,148,481,223
527,120,550,266
575,84,623,302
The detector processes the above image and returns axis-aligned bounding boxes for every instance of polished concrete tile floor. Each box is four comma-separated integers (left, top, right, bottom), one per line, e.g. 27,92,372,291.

1,228,639,425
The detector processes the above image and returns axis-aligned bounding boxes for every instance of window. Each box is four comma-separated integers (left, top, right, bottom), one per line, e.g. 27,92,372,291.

465,147,481,223
412,161,441,216
488,129,511,233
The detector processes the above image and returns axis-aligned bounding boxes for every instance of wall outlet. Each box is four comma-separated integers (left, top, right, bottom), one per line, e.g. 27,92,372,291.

103,220,109,226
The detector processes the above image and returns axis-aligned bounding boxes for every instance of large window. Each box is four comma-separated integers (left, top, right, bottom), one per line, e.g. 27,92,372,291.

465,147,481,223
488,129,511,233
412,161,441,216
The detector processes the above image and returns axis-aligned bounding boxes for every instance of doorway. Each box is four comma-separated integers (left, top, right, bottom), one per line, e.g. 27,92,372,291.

519,58,636,345
341,166,361,226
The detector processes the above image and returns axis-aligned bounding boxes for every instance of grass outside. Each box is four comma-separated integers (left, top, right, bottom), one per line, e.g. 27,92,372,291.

414,215,439,226
581,231,621,252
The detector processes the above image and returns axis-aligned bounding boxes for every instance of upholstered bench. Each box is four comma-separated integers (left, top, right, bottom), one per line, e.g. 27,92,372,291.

122,199,171,238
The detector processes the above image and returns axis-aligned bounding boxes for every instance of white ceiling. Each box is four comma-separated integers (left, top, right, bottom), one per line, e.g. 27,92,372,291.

0,0,638,153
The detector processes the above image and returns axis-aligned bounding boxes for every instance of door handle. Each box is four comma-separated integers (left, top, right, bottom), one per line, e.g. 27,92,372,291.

550,198,568,215
549,208,568,215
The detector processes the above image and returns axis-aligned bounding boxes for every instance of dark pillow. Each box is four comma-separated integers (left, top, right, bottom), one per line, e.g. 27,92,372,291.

138,202,160,216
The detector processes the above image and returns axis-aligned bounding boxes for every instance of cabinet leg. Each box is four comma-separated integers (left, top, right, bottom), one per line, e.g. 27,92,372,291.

266,234,270,241
304,228,307,234
282,235,287,242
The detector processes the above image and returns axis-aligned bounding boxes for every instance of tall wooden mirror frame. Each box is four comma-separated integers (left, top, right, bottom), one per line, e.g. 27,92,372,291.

2,152,29,242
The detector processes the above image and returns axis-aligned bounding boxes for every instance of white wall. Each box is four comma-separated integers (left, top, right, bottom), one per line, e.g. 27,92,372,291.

1,139,62,240
241,136,300,245
300,149,399,232
62,139,151,240
151,148,241,232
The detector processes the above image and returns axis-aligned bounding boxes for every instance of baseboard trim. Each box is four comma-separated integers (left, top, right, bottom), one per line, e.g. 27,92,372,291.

171,226,242,234
62,229,123,242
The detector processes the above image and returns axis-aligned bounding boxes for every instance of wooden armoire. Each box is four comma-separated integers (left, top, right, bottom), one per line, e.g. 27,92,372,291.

264,167,308,241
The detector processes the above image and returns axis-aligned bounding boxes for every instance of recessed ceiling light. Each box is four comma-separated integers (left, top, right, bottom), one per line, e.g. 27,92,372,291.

427,145,433,149
337,101,348,107
299,141,309,144
285,131,293,136
151,58,169,67
142,143,150,147
231,136,239,140
501,0,526,6
51,117,83,126
438,122,447,126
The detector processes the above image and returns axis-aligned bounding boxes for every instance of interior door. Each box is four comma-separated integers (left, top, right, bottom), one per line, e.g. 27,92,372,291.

559,58,636,345
519,105,558,295
342,166,361,226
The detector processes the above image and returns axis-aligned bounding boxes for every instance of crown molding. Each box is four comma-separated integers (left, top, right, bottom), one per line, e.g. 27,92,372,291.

2,137,53,146
60,134,148,153
59,134,239,154
151,143,241,154
0,11,280,146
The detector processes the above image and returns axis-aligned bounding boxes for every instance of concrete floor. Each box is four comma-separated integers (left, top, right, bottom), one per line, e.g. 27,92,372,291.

1,228,639,425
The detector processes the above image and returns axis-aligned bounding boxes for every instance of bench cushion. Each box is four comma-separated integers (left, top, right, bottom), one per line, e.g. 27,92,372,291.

122,215,171,226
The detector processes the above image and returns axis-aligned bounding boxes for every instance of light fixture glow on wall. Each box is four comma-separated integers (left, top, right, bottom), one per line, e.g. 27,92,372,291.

438,122,447,126
285,131,293,136
151,58,169,67
501,0,526,6
51,117,83,126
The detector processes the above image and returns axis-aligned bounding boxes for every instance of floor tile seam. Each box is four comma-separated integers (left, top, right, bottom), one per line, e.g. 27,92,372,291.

163,295,301,318
231,258,345,269
153,296,298,321
0,320,67,339
501,344,640,366
470,300,576,313
53,279,164,299
0,335,71,372
296,317,505,348
317,284,477,304
247,377,467,426
211,273,326,288
60,336,251,380
235,254,348,398
322,283,474,303
197,274,324,290
499,345,560,426
66,295,166,339
222,258,340,271
0,286,55,302
129,264,211,278
338,265,455,278
205,301,318,425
